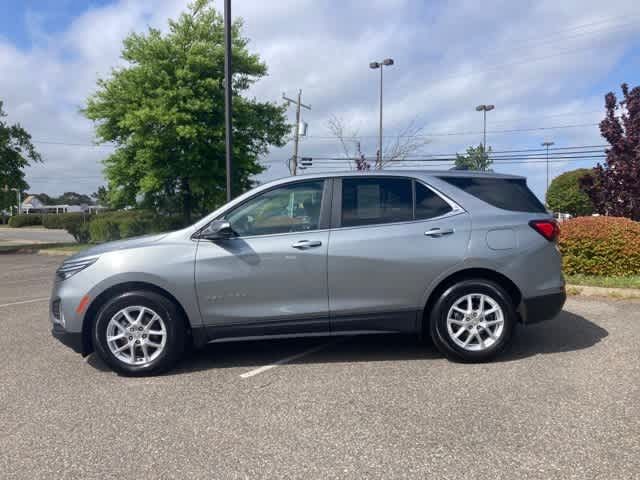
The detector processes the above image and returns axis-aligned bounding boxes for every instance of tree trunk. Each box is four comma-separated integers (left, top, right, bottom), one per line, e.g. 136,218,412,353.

181,177,192,225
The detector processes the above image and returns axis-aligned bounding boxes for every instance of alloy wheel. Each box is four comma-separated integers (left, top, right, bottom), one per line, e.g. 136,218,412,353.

106,306,167,365
446,293,505,352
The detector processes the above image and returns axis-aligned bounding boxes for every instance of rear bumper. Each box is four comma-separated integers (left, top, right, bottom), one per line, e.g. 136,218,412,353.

519,289,566,325
51,323,85,355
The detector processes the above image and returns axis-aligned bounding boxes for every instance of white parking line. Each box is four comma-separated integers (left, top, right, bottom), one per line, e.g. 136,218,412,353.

239,340,339,379
0,297,49,308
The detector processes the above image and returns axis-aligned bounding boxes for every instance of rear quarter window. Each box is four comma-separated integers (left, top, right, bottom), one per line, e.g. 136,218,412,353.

438,176,546,213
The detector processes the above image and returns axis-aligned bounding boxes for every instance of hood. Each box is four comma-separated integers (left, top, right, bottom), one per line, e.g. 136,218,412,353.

67,233,169,261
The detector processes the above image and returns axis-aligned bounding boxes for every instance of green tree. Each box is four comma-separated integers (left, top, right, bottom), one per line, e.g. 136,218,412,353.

0,100,42,212
84,0,289,222
546,168,595,216
92,186,110,207
454,144,493,171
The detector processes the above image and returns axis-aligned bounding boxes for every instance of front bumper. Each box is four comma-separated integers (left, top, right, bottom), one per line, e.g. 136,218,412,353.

519,288,566,325
51,323,85,354
50,274,91,355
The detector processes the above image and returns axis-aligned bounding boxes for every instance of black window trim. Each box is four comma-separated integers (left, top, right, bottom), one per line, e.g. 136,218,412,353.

196,178,332,240
330,175,464,230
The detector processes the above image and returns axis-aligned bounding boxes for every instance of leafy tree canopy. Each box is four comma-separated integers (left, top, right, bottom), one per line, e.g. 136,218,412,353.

454,144,493,171
35,192,94,206
84,0,289,222
546,168,595,216
582,83,640,220
0,100,42,212
91,186,110,207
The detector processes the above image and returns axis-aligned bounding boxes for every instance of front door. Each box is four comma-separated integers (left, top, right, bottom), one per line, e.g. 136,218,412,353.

195,179,330,337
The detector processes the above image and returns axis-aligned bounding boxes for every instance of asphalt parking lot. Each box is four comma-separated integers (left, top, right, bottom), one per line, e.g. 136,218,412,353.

1,253,639,479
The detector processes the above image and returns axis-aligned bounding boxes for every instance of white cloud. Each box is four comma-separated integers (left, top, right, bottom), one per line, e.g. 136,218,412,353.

0,0,638,198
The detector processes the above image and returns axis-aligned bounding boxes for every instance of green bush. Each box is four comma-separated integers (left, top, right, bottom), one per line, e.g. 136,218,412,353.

118,216,151,238
8,214,42,227
67,222,91,244
42,213,86,230
78,210,191,243
89,217,121,242
45,213,92,243
559,216,640,276
546,168,595,216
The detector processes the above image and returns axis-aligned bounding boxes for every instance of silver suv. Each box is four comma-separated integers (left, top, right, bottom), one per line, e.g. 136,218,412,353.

51,171,565,375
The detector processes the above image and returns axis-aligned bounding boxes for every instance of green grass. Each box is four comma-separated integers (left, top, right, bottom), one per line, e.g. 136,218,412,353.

565,274,640,289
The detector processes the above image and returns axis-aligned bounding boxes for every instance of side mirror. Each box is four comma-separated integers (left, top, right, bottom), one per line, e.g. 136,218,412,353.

200,220,235,240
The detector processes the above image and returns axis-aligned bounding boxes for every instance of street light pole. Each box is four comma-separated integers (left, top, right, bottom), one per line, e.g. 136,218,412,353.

223,0,233,202
5,187,21,215
542,141,555,198
475,104,495,151
370,58,394,169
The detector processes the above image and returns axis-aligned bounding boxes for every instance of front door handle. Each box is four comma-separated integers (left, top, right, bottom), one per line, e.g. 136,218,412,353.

292,239,322,249
424,227,455,237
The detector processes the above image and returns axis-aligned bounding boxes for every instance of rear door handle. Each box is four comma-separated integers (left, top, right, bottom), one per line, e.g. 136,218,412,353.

424,227,455,237
292,240,322,249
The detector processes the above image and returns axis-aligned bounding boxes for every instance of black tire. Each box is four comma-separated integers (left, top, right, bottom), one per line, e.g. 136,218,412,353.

429,279,515,362
92,290,186,376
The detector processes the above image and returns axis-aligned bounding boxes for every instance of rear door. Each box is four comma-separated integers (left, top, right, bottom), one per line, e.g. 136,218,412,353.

327,176,471,333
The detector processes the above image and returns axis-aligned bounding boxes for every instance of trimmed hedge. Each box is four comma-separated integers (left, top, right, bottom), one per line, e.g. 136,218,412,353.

42,212,87,230
86,210,188,243
8,214,42,227
559,216,640,277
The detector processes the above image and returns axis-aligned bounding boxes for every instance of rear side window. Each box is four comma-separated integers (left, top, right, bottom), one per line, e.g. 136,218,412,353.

342,178,412,227
438,176,546,213
415,182,452,219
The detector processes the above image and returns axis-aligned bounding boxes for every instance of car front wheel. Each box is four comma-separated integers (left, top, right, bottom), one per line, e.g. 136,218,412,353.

92,290,185,376
430,279,515,362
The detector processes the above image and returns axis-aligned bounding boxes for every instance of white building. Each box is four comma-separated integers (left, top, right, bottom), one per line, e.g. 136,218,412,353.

21,195,99,214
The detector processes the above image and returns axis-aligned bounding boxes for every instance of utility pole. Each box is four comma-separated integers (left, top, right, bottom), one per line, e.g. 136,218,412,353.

542,140,555,199
223,0,233,201
283,90,311,176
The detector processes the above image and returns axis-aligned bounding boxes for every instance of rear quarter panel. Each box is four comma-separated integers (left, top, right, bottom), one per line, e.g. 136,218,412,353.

465,211,564,298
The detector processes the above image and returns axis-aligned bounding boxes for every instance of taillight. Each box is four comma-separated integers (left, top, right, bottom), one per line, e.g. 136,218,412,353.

529,219,559,242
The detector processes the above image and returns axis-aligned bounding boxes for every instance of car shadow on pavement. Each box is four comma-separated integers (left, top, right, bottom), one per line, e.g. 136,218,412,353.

85,310,608,375
499,310,608,362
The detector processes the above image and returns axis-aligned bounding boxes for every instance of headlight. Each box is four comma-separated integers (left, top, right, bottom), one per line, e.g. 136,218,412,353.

56,256,99,280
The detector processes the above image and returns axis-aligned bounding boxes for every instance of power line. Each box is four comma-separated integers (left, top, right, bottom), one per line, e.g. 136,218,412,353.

306,122,599,140
484,16,639,58
301,157,604,171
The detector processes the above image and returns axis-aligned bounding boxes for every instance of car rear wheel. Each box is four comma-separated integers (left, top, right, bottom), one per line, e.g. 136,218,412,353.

92,291,185,376
429,279,515,362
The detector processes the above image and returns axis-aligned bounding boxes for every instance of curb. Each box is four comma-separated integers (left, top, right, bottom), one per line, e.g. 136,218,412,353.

566,284,640,299
0,243,76,254
36,249,77,257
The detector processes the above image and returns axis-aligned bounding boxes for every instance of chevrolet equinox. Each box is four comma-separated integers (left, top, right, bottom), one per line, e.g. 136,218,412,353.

51,171,566,375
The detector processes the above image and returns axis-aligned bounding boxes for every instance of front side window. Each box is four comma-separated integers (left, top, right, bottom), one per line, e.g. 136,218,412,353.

225,180,324,237
342,178,412,227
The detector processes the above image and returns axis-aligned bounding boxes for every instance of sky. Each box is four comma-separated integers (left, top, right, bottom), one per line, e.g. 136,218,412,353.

1,0,639,201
